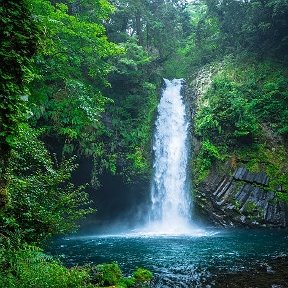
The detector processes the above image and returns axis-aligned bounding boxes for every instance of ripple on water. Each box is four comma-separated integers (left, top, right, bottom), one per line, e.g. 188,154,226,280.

47,229,288,287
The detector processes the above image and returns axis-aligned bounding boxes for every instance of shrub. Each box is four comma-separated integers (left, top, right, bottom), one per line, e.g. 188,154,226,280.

0,241,93,288
91,262,122,286
132,267,153,286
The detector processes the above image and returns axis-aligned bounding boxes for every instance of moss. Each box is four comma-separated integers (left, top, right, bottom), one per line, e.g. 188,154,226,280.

192,57,288,201
91,262,122,286
235,144,288,195
0,187,9,209
132,267,153,284
243,201,259,215
229,199,241,212
88,263,153,288
192,140,226,185
193,158,211,185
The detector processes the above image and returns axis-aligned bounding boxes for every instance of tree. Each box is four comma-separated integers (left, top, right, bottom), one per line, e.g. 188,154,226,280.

28,0,122,161
204,0,288,59
0,125,93,243
108,0,190,61
0,0,94,245
0,0,40,209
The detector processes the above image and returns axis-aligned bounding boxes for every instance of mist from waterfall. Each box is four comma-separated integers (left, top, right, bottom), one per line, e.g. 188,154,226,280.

91,79,203,236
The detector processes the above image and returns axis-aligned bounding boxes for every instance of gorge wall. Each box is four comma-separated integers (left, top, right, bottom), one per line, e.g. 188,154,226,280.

189,58,288,228
196,166,288,227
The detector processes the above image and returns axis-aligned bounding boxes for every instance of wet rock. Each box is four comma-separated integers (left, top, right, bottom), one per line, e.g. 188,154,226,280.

234,167,246,180
240,215,246,223
233,168,269,186
191,64,286,229
196,166,288,228
235,184,253,207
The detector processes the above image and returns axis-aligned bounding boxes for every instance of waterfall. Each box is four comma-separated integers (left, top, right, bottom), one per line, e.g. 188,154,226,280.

145,78,194,235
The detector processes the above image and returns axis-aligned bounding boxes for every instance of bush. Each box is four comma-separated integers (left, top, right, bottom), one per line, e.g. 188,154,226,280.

0,124,93,244
193,140,224,183
89,263,153,288
132,267,153,286
195,70,259,145
91,262,123,286
0,241,154,288
0,241,93,288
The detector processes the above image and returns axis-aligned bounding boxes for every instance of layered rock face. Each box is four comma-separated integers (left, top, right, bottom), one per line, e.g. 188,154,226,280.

190,64,288,228
196,167,288,227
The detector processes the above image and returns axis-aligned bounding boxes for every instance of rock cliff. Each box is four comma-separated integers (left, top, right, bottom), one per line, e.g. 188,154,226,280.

196,166,288,227
190,62,288,228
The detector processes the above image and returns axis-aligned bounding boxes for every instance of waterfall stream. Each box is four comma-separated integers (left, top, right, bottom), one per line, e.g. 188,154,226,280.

145,79,194,235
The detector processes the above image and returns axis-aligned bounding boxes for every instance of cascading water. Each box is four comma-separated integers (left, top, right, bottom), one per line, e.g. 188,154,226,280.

145,78,194,235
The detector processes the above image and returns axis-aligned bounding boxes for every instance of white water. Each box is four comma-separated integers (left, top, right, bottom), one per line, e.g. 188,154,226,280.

142,79,199,235
91,79,204,237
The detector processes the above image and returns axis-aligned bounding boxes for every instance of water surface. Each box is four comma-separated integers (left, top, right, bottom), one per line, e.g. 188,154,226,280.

48,229,288,287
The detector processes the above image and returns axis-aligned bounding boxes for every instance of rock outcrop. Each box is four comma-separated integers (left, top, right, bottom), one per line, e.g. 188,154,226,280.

196,167,288,227
190,63,288,228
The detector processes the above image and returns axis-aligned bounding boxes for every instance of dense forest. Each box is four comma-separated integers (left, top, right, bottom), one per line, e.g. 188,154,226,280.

1,0,288,287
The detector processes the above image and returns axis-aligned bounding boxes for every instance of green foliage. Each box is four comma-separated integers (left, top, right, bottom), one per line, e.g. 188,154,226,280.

169,1,221,76
0,237,153,288
239,144,288,194
254,73,288,135
193,139,224,183
0,124,93,243
202,139,223,160
108,0,189,59
193,57,288,192
88,262,153,288
204,0,288,59
27,0,122,180
276,192,288,202
0,1,94,242
132,267,153,284
105,79,158,180
91,262,123,286
195,57,288,147
195,63,259,145
242,200,264,220
0,236,153,288
0,0,39,140
0,240,94,288
174,0,288,78
0,0,40,208
0,1,155,287
115,40,152,77
97,35,161,180
26,0,193,183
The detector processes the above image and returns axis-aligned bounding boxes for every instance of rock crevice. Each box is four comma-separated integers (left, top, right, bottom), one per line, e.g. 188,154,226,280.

196,167,288,227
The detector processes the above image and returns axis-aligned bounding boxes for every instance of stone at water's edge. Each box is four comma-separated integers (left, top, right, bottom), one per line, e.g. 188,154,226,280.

195,166,288,227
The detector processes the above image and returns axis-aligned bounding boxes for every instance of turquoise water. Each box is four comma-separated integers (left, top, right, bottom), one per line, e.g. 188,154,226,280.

48,229,288,287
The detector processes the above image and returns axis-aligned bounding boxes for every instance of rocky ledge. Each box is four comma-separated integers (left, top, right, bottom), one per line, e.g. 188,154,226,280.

196,167,288,227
